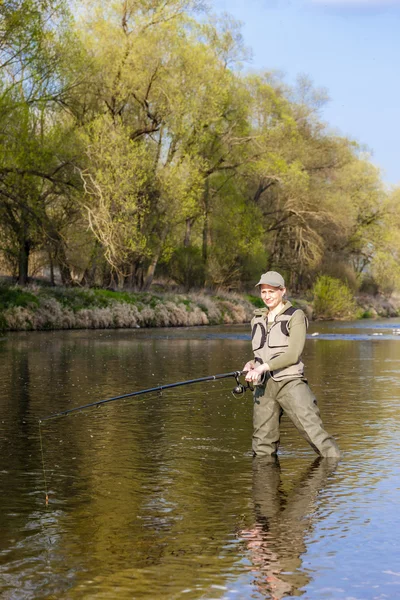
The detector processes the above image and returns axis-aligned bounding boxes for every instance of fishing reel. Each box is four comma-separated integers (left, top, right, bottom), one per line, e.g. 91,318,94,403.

232,373,253,397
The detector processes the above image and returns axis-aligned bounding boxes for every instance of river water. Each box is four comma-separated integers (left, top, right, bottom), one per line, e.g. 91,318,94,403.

0,319,400,600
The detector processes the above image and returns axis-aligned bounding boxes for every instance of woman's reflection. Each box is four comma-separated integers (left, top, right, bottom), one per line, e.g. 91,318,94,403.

240,456,339,599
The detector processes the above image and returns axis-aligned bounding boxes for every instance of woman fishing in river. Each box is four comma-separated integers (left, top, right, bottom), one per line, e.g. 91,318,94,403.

243,271,340,458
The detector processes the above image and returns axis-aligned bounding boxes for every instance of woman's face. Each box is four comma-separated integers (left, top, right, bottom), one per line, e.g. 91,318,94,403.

260,284,285,311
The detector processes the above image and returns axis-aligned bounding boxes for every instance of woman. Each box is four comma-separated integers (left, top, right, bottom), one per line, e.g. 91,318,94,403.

243,271,340,458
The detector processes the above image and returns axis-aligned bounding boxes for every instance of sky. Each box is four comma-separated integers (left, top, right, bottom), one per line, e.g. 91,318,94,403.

213,0,400,186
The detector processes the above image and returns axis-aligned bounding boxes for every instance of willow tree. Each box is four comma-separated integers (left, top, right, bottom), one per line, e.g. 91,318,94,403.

74,0,254,288
232,72,382,291
79,115,205,288
0,0,82,284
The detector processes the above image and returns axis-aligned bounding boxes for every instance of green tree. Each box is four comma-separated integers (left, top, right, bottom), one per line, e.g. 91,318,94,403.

75,0,253,288
312,275,358,320
0,0,82,284
368,187,400,293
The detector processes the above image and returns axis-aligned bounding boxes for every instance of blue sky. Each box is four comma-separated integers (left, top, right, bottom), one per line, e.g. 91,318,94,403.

213,0,400,186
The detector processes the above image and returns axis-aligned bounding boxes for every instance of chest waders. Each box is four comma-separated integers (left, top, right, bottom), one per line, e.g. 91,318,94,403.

250,304,341,458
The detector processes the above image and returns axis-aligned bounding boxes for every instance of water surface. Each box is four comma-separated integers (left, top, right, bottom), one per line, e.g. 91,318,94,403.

1,319,400,599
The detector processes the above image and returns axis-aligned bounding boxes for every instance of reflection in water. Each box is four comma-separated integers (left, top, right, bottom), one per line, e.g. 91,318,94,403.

1,324,400,599
241,457,338,599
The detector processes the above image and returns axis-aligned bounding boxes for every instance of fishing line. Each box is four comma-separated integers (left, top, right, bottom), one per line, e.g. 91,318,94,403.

150,383,240,401
38,370,250,504
41,371,247,422
38,420,49,506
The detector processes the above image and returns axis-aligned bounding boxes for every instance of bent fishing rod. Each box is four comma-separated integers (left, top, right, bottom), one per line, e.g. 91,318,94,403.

40,370,251,423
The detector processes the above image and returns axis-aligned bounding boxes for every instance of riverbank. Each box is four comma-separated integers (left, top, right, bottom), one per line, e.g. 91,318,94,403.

0,283,399,332
355,292,400,319
0,285,258,332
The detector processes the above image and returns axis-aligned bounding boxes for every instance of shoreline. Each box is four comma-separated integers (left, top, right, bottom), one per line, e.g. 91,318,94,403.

0,285,256,332
0,284,399,333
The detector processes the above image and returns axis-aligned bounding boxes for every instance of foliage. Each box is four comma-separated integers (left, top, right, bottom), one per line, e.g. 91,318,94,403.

0,0,82,285
367,188,400,294
168,246,205,290
0,285,39,310
312,276,358,320
0,0,400,298
245,294,264,309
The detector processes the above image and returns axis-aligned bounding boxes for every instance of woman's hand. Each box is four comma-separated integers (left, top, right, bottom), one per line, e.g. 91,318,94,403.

243,360,256,372
245,363,269,383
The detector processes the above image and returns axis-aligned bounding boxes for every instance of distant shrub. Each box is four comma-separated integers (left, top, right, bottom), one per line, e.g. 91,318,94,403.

168,246,205,290
0,285,39,310
245,294,264,308
312,275,357,320
318,259,360,292
359,309,375,319
359,275,379,296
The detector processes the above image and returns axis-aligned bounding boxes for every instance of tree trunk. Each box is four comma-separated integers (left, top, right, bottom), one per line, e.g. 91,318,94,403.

142,226,168,291
52,236,73,286
202,179,210,270
81,240,103,287
59,263,73,286
184,217,195,248
18,238,31,285
48,247,55,286
141,257,158,292
101,264,114,289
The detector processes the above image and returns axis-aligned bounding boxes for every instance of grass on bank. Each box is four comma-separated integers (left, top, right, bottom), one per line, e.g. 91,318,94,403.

0,283,256,332
1,276,398,332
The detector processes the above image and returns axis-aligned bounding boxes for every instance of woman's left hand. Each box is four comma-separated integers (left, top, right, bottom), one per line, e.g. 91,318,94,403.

245,365,268,382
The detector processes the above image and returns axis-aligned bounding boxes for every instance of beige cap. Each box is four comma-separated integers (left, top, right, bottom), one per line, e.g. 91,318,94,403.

255,271,285,288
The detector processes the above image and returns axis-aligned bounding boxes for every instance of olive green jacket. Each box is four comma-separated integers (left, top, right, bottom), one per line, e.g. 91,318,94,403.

251,301,307,381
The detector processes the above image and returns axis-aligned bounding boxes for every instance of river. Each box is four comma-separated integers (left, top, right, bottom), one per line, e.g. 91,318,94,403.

0,319,400,599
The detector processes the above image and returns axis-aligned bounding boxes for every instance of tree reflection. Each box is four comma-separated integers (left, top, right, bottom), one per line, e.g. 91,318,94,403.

241,456,339,599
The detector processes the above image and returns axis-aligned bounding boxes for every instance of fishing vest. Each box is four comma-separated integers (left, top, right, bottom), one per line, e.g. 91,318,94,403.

251,302,306,381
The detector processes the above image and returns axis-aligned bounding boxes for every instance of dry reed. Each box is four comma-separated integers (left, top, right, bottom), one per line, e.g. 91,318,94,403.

0,288,255,331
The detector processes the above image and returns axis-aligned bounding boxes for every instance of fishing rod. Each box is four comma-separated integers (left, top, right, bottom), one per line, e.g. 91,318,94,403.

40,370,251,423
38,370,251,505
